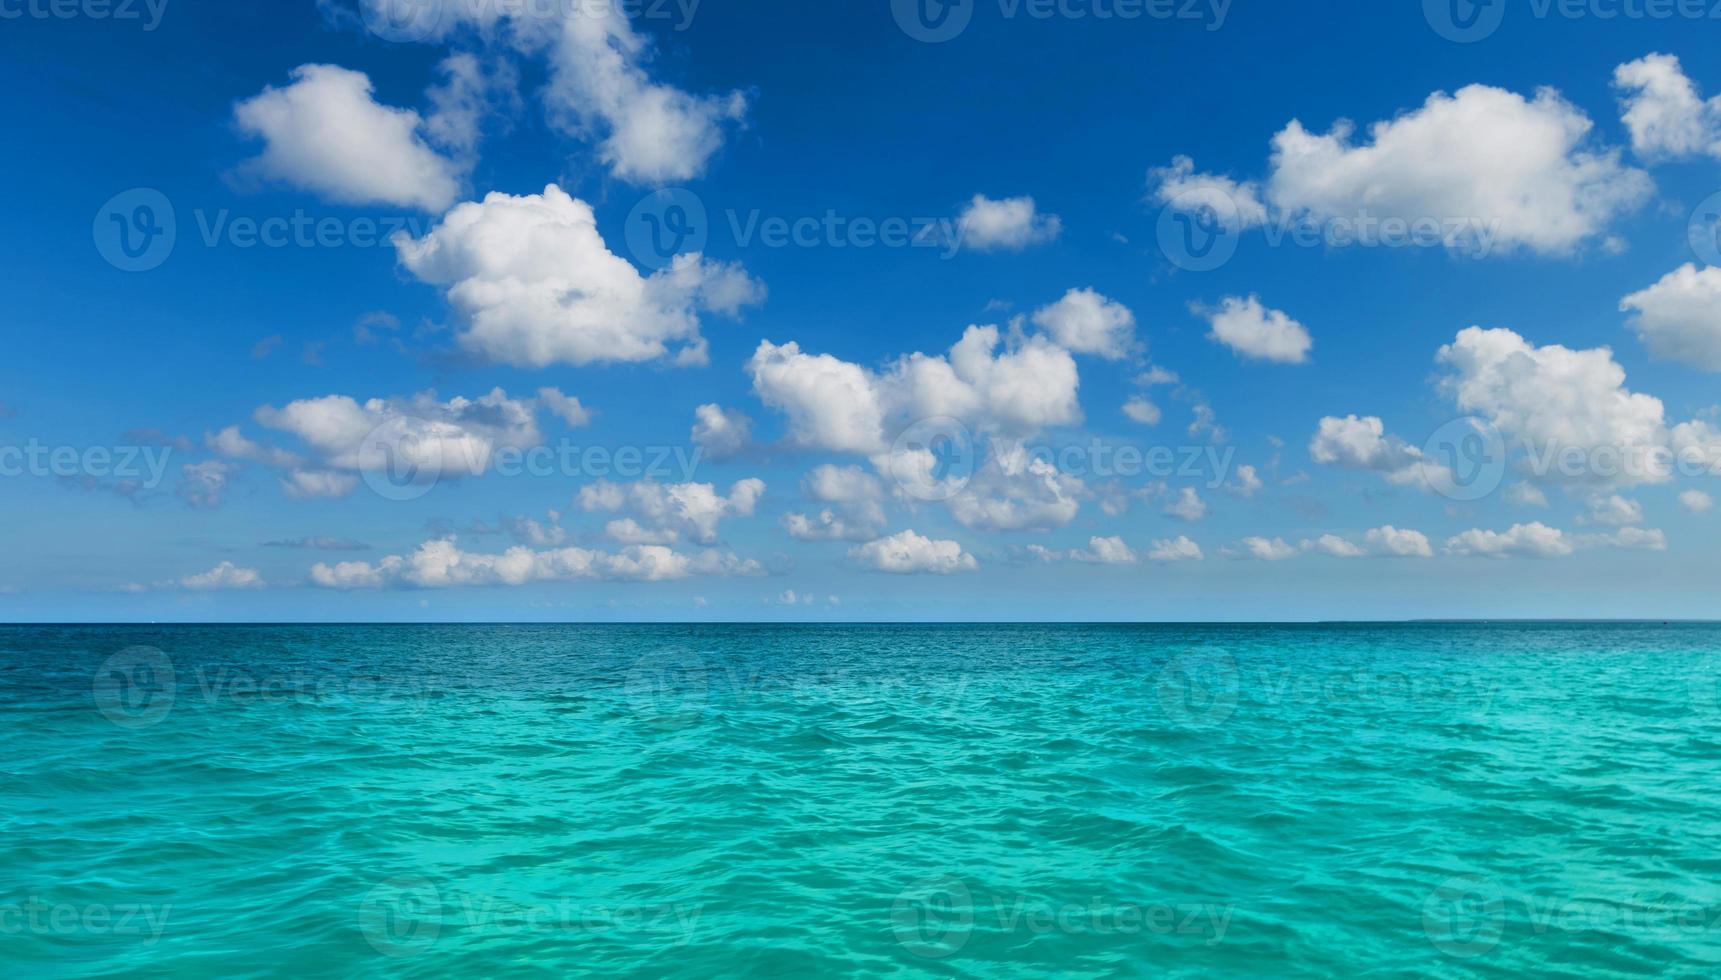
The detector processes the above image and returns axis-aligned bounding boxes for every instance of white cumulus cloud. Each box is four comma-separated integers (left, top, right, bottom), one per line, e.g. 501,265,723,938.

234,64,466,211
691,404,753,459
359,0,747,184
1147,536,1204,561
1308,415,1435,486
1620,263,1721,371
311,537,760,588
1030,288,1136,360
578,478,765,545
1267,84,1650,255
1197,296,1312,364
955,194,1062,251
1614,53,1721,160
850,530,978,574
396,184,763,368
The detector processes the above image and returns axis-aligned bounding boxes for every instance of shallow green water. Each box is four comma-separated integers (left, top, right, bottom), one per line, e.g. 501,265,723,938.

5,623,1721,977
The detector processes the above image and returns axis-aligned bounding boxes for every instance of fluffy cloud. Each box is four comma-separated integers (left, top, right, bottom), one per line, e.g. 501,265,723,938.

1122,396,1161,426
532,9,747,183
1595,526,1668,551
1149,155,1269,229
782,464,886,540
421,53,504,164
1229,536,1298,561
747,324,1081,455
691,404,752,460
1445,522,1573,558
1308,415,1434,486
536,388,592,427
746,341,886,454
1196,296,1311,364
253,387,540,490
805,463,885,505
1308,534,1365,558
783,510,872,542
176,460,238,510
360,0,745,183
1681,489,1714,513
1075,536,1138,564
1147,536,1204,561
1582,494,1644,526
954,194,1062,251
396,185,763,368
180,561,265,590
1613,53,1721,160
1435,327,1672,486
311,537,760,588
1308,526,1433,558
1228,464,1263,498
1163,487,1207,522
1028,536,1139,564
850,529,978,574
947,444,1084,532
279,470,361,499
1268,84,1649,254
1445,521,1667,557
578,478,765,545
207,426,303,469
1620,264,1721,371
233,64,466,211
1030,288,1136,360
1364,525,1435,557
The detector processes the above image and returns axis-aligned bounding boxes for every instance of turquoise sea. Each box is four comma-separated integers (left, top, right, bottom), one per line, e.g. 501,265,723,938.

6,623,1721,977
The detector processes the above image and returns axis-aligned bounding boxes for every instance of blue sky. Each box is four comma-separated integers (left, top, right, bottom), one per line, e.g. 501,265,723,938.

4,0,1721,621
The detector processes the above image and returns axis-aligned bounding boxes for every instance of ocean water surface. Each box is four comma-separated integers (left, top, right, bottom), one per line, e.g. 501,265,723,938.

5,623,1721,977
